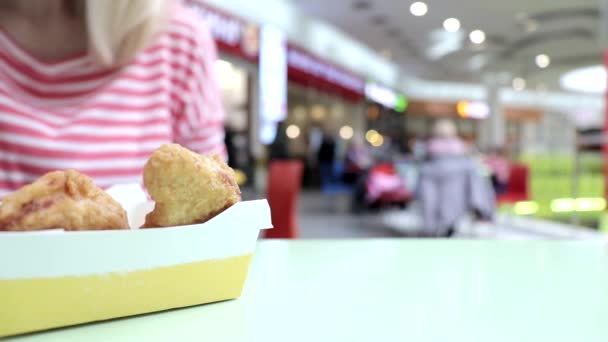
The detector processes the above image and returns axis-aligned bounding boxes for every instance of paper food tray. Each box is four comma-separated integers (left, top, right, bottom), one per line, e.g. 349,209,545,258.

0,195,272,337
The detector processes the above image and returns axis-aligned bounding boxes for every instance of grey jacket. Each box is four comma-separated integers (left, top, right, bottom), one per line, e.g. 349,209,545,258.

418,157,495,233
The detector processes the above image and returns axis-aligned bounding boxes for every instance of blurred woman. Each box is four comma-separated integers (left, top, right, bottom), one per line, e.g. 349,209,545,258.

427,119,468,159
0,0,225,196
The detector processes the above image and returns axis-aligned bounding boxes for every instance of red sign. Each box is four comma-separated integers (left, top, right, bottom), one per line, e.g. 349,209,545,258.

287,45,364,102
186,0,259,62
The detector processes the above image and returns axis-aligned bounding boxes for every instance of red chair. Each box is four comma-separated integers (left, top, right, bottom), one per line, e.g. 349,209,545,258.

497,164,530,205
264,160,304,239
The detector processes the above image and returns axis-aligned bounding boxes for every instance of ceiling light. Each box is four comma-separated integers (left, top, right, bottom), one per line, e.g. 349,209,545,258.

469,29,486,44
410,2,428,16
512,77,526,91
286,125,300,139
560,65,606,94
365,129,379,143
311,105,326,121
535,54,550,68
443,18,461,33
366,129,384,147
371,135,384,147
339,126,354,140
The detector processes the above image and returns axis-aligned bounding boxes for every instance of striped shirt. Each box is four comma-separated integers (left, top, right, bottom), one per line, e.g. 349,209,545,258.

0,5,225,197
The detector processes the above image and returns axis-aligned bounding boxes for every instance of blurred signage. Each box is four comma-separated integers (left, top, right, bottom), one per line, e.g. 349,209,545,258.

287,46,364,102
259,25,287,144
365,83,408,112
187,0,259,61
406,101,456,116
504,107,542,122
405,100,494,120
457,101,489,119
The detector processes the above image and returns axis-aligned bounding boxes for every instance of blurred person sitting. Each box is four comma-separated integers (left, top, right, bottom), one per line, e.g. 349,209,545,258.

483,146,511,195
342,135,372,184
317,131,337,182
268,121,290,161
427,119,468,159
409,135,428,161
0,0,225,196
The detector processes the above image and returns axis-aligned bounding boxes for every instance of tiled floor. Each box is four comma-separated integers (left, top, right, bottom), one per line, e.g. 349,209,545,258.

244,189,404,239
295,192,404,239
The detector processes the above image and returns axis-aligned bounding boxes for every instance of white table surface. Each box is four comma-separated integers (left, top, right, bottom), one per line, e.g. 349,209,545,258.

5,240,608,342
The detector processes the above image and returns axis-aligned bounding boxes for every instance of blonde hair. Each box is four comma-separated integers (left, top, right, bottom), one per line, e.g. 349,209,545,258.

86,0,173,67
433,119,458,139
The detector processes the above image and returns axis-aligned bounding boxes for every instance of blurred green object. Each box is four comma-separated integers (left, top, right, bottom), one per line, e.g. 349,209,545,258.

599,212,608,234
394,95,408,112
514,153,604,227
513,201,539,215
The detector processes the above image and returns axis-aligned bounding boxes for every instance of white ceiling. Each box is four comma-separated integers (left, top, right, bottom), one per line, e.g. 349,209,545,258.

290,0,602,91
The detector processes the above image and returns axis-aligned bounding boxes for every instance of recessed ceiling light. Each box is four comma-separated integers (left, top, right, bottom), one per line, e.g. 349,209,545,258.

410,2,428,16
339,126,354,140
535,54,550,68
286,125,301,139
560,65,607,94
443,18,461,33
469,29,486,44
512,77,526,91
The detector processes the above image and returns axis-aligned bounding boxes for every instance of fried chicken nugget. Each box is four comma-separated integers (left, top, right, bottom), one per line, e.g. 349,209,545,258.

0,170,129,231
142,144,241,228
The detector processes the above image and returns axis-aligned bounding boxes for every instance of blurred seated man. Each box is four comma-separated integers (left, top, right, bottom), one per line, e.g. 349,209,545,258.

483,147,511,195
343,136,373,184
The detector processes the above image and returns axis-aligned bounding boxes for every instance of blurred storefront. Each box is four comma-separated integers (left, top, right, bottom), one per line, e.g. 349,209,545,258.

504,107,543,155
187,0,263,185
284,46,366,185
404,100,483,145
364,83,409,154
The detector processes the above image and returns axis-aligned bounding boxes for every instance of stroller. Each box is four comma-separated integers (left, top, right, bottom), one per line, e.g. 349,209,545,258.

364,162,412,209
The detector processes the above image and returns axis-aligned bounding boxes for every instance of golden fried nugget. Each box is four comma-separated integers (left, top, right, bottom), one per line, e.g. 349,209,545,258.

142,144,241,228
0,170,129,231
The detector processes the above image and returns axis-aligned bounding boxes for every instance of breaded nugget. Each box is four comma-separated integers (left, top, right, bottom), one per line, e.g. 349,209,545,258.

142,144,241,228
0,170,129,231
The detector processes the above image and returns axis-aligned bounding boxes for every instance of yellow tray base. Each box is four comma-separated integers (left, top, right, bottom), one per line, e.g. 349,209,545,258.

0,253,252,337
